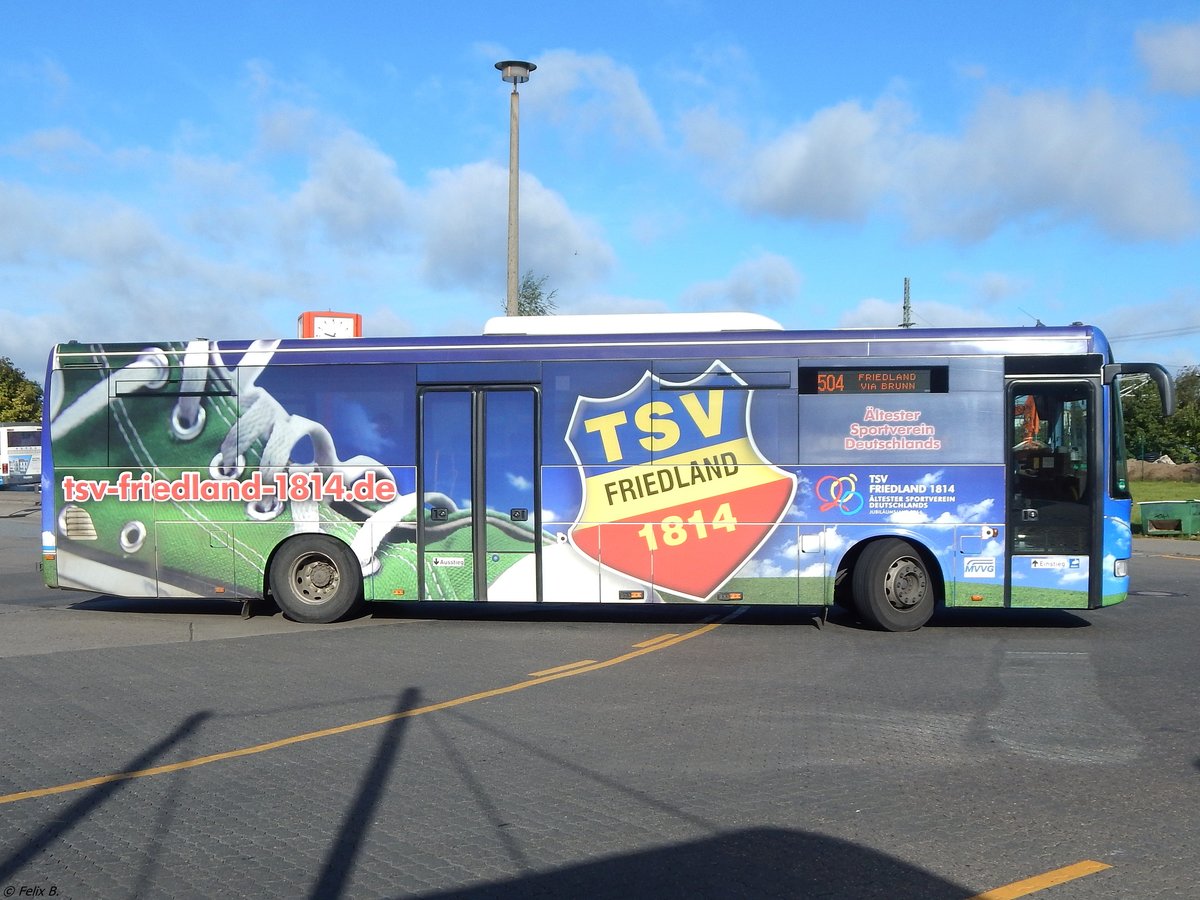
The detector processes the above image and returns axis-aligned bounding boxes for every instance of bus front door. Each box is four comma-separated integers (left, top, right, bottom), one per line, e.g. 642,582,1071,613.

418,387,540,601
1007,379,1097,607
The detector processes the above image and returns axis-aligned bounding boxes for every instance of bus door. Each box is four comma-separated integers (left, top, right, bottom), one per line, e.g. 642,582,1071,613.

1006,378,1097,606
417,387,540,601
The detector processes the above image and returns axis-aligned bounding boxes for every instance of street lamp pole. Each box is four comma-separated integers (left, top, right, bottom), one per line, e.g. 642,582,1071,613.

496,60,536,317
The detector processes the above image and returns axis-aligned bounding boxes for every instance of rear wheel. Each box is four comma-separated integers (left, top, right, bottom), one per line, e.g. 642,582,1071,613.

269,534,363,624
851,538,935,632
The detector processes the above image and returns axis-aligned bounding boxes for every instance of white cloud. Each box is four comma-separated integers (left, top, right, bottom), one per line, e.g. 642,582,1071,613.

419,160,613,294
0,102,615,379
629,207,688,246
740,556,794,578
0,182,285,319
953,498,995,523
1102,290,1200,349
0,314,64,383
529,50,665,150
822,527,847,553
736,99,897,221
888,510,931,524
739,526,845,579
555,292,670,317
1136,21,1200,95
901,88,1199,241
797,561,829,579
0,176,279,376
680,252,801,310
2,127,100,172
171,155,275,249
338,401,391,458
287,130,410,251
718,87,1198,242
0,181,59,263
887,498,994,526
255,103,325,155
947,270,1033,305
8,37,1195,391
1057,566,1089,587
363,306,415,339
838,297,1003,330
677,106,747,169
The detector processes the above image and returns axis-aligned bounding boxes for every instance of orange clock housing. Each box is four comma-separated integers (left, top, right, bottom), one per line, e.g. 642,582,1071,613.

297,311,363,339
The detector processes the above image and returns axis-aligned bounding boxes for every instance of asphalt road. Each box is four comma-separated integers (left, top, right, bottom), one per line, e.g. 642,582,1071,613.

1,488,1198,899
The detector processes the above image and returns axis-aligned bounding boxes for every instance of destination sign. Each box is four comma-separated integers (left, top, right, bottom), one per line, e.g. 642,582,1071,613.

799,366,947,395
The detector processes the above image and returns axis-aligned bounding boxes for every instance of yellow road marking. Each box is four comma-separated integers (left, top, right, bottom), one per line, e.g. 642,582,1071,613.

0,617,732,806
633,633,680,648
529,660,597,677
970,859,1111,899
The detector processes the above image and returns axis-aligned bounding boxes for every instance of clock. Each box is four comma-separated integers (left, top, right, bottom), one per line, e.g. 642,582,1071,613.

298,311,362,339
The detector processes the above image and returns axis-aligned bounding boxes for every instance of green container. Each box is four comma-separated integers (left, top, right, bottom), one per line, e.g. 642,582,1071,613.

1138,500,1200,536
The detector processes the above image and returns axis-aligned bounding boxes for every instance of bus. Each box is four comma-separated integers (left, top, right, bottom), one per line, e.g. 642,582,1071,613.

1,422,42,489
39,314,1175,631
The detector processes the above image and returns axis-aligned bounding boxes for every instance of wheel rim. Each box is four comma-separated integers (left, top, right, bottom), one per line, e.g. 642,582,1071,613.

288,551,341,606
882,556,927,611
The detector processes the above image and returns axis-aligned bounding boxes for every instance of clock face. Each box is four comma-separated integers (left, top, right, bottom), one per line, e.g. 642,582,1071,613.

313,315,356,338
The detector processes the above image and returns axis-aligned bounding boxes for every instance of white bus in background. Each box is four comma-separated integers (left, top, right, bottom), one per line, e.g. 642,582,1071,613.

0,422,42,489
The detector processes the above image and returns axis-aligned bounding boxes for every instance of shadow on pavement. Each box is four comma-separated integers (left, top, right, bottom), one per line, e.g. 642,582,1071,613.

0,492,40,519
0,711,213,884
311,688,421,900
62,590,1092,633
68,595,251,616
416,826,969,899
927,607,1091,629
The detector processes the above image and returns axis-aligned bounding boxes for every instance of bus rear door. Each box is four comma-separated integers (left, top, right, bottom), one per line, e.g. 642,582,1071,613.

418,386,540,601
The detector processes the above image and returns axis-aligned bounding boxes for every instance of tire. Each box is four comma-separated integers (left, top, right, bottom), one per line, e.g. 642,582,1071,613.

850,538,935,632
268,534,363,624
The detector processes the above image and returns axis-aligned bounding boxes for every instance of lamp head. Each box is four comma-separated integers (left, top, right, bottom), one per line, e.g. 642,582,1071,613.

495,60,536,85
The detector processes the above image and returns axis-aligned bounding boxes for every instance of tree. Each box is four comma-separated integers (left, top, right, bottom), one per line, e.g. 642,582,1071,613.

1121,365,1200,462
504,270,558,317
0,357,42,422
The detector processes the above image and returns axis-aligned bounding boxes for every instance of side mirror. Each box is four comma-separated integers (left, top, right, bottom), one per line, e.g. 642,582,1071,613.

1103,363,1176,416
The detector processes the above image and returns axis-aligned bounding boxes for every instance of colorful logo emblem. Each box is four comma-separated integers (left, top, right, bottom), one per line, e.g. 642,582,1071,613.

565,362,796,600
815,474,864,515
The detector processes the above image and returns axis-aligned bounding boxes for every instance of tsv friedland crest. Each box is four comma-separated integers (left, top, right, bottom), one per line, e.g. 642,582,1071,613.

565,361,797,600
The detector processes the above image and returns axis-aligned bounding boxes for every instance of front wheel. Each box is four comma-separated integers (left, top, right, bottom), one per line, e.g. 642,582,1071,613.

268,534,363,624
851,538,935,632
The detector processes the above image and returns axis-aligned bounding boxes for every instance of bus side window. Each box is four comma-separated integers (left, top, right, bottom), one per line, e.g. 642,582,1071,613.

1012,388,1089,504
108,366,235,468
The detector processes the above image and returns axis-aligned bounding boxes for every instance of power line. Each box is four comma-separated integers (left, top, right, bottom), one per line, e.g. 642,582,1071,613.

1110,324,1200,342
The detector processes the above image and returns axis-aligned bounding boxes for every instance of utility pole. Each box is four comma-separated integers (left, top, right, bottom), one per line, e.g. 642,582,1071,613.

900,277,912,328
496,60,536,317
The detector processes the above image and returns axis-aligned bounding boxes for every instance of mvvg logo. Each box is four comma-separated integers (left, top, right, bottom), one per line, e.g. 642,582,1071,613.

963,556,996,578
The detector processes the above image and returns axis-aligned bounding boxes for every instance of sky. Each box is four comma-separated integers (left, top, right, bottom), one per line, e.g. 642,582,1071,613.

3,1,1199,384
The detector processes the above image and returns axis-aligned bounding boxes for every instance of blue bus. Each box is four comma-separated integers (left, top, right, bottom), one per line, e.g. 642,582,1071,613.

40,313,1175,630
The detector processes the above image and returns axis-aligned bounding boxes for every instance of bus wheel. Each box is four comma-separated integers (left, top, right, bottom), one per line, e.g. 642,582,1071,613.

269,535,363,624
851,538,934,632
